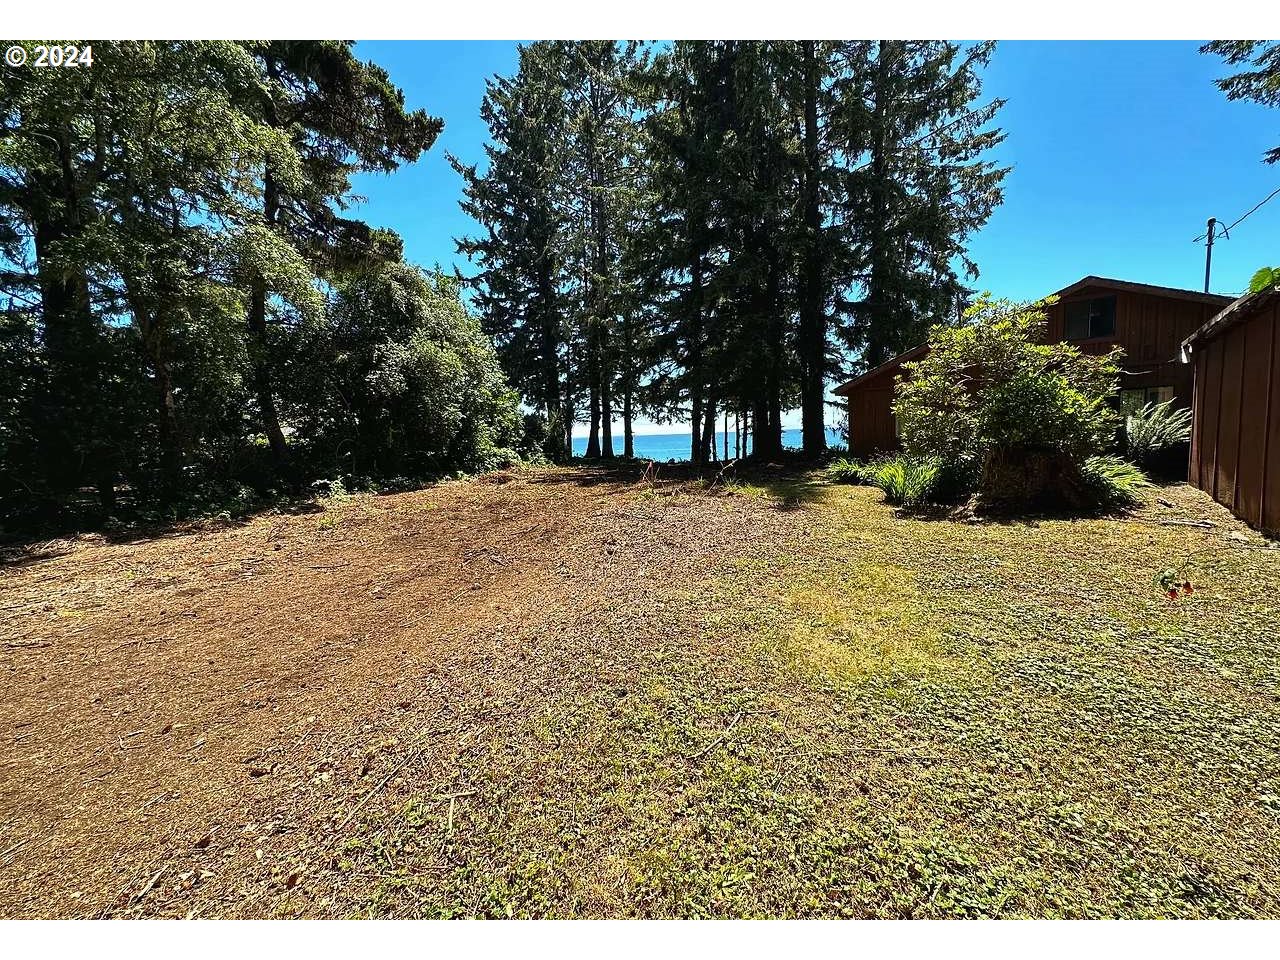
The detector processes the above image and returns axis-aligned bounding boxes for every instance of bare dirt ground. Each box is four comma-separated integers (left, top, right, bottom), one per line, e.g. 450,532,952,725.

3,465,1279,918
1,465,799,917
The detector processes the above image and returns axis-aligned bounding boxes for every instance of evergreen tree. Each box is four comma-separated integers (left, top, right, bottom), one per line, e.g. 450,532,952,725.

237,41,442,474
1,41,498,530
0,41,286,511
556,41,642,459
1202,41,1280,163
458,41,1004,463
834,41,1007,371
794,41,835,455
453,43,574,461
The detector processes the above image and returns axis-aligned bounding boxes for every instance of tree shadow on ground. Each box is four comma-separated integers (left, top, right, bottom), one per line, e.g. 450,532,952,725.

1,458,838,564
746,473,829,510
524,457,832,510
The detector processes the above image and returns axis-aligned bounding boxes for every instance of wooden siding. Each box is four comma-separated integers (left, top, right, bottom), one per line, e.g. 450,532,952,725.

1189,296,1280,535
847,387,896,457
1043,286,1223,406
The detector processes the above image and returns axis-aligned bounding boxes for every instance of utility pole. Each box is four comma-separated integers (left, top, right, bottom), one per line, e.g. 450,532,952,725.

1204,217,1217,293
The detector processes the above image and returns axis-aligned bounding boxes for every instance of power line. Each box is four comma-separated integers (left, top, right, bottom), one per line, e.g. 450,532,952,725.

1193,185,1280,243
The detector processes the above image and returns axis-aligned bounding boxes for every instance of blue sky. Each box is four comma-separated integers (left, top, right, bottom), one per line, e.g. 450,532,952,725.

350,40,1279,433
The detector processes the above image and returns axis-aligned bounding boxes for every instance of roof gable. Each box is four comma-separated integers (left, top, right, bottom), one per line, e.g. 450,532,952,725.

832,344,928,396
1051,276,1234,307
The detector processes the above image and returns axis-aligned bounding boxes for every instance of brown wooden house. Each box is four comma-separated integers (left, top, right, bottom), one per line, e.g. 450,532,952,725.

1183,285,1280,536
833,276,1233,458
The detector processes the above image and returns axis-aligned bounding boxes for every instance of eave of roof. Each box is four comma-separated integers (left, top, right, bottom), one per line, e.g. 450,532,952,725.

832,343,929,396
1181,285,1280,359
1052,275,1235,307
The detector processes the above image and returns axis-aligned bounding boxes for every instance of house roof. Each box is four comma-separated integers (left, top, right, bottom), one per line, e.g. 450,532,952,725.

1052,276,1234,307
831,343,928,396
830,276,1236,397
1181,284,1280,359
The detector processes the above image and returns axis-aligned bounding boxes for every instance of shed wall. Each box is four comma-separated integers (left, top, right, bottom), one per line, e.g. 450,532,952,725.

1189,298,1280,534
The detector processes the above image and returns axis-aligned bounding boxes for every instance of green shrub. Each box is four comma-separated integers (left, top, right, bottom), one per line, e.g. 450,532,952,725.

1080,455,1151,507
288,264,522,481
870,455,942,508
893,295,1122,509
1124,401,1192,469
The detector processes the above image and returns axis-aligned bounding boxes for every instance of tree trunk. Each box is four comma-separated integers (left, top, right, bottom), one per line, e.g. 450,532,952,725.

976,446,1090,512
690,391,703,465
537,262,564,462
249,169,289,471
248,272,288,467
29,138,112,511
623,384,634,458
751,396,769,460
799,40,827,457
702,399,716,463
864,41,893,370
31,217,97,500
757,252,785,459
128,289,184,497
562,396,575,460
585,324,601,458
600,329,614,459
688,239,707,466
622,306,635,458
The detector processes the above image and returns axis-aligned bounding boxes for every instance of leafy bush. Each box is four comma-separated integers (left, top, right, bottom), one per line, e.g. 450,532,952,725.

1249,265,1279,293
894,296,1122,509
1080,455,1151,507
868,455,942,508
1124,401,1192,469
287,264,522,481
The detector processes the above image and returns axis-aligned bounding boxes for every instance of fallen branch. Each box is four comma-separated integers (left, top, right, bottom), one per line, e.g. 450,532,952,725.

706,458,740,490
688,710,745,760
333,746,434,835
0,837,32,861
335,766,406,834
131,865,167,906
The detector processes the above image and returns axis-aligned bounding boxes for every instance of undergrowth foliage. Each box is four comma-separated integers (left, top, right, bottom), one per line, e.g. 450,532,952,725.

1080,455,1152,507
870,456,942,508
1124,401,1192,470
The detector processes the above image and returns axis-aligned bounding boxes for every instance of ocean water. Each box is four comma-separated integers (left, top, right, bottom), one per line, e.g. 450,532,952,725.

572,427,845,462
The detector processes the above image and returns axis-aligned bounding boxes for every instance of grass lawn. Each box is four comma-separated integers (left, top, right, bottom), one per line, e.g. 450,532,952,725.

2,465,1279,917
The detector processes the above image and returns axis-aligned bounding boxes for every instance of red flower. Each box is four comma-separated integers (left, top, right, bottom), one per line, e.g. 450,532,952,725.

1166,588,1180,600
1182,582,1194,596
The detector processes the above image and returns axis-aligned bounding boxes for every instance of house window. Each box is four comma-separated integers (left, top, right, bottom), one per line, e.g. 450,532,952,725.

1064,296,1116,340
1119,385,1175,415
